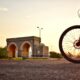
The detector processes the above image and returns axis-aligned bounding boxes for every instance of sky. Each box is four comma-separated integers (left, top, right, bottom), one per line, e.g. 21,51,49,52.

0,0,80,52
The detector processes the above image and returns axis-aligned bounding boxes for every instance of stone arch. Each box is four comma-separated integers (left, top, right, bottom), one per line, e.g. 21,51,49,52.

7,42,18,58
20,41,32,58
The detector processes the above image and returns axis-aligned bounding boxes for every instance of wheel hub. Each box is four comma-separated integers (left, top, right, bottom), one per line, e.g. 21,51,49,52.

73,40,80,49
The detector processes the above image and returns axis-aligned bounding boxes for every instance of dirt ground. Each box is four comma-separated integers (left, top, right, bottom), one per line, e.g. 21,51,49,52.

0,58,80,80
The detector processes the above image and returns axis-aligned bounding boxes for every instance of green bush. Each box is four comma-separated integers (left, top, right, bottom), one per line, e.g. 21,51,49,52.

50,51,62,58
0,47,8,58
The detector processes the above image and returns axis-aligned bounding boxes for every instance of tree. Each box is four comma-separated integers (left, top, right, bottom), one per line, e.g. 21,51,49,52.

0,47,7,58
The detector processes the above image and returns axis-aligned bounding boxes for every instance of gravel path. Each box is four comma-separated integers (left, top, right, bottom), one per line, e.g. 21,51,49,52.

0,59,80,80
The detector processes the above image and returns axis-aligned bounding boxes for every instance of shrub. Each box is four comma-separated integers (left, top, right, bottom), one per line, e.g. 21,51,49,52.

50,51,62,58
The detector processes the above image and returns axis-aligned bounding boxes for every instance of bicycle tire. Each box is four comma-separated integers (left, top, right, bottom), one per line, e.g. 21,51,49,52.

59,25,80,63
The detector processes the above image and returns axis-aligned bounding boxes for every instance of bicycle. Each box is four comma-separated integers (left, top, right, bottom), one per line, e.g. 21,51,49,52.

59,9,80,63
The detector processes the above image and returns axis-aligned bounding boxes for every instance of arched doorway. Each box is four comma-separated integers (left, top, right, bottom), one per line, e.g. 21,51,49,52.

20,41,32,58
29,47,32,58
7,43,18,57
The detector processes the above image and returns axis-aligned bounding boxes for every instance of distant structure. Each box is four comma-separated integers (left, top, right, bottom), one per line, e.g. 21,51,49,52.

6,36,49,58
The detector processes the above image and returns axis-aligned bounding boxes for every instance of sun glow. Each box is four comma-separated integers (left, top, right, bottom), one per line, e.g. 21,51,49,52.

0,0,80,52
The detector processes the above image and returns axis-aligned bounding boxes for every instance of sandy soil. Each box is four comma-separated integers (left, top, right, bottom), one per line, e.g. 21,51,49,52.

0,58,80,80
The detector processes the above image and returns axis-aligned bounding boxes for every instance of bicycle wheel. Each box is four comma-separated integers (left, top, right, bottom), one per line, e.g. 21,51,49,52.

59,25,80,63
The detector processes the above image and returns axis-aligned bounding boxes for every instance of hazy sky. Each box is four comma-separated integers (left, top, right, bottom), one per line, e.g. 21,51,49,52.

0,0,80,52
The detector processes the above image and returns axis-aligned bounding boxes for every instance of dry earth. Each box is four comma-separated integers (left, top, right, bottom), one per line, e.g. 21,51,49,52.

0,58,80,80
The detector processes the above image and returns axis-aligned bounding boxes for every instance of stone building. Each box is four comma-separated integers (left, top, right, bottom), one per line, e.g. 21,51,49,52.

6,36,49,58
